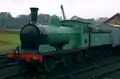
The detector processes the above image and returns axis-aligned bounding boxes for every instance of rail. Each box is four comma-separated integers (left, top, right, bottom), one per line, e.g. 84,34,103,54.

0,53,7,57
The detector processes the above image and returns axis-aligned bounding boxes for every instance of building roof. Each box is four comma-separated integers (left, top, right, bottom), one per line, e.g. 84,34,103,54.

94,13,120,28
103,13,120,26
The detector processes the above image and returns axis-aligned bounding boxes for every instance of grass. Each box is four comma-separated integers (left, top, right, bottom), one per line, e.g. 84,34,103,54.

0,29,20,34
0,32,20,53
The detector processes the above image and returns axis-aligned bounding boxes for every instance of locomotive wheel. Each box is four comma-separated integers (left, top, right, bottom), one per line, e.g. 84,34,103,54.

18,64,25,72
62,56,72,67
18,63,38,76
83,50,92,59
18,60,27,72
100,46,110,57
44,57,57,72
77,52,84,63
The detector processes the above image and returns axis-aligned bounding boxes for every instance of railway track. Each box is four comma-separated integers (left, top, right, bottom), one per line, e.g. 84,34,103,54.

98,69,120,79
0,62,20,69
0,61,22,79
35,54,120,79
0,71,25,79
0,53,7,56
0,54,8,59
0,59,12,64
0,53,23,79
0,53,17,68
1,53,120,79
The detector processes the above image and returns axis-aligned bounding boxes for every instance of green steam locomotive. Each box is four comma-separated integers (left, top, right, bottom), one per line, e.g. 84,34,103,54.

7,6,119,73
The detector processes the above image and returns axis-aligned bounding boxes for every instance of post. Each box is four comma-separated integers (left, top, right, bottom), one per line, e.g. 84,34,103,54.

60,5,66,20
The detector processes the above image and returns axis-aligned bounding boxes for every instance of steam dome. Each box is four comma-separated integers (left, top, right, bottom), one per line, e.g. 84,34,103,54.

49,15,60,26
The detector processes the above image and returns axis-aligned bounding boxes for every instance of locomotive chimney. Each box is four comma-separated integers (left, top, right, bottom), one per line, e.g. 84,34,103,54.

30,7,39,24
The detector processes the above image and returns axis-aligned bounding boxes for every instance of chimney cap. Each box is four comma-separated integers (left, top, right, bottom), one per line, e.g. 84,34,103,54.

30,7,39,10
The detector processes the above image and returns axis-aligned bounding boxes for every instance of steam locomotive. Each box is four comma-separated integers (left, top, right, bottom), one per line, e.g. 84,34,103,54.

7,7,120,73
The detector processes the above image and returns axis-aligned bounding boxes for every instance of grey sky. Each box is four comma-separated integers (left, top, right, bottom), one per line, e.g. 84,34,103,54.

0,0,120,19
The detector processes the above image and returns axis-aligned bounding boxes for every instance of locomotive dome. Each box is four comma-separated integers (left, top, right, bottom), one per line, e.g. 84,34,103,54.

49,15,60,26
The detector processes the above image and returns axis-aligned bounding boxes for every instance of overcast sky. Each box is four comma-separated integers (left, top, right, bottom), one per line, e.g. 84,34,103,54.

0,0,120,19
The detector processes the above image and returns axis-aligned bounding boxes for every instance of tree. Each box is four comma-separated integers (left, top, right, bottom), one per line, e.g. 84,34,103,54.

0,12,12,28
38,14,51,24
